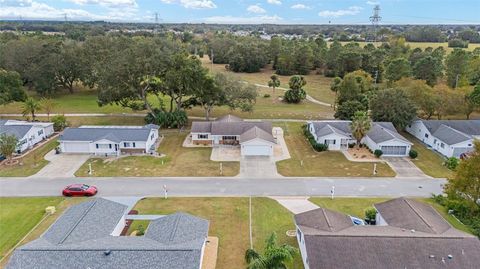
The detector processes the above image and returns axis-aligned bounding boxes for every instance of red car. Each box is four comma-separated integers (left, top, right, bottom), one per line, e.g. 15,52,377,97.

62,184,98,197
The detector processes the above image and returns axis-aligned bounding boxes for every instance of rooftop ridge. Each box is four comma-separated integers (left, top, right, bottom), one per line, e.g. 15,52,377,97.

321,208,334,231
168,214,182,242
58,200,98,244
403,199,436,233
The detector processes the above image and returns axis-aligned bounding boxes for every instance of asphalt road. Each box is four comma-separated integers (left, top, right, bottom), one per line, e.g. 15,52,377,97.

0,176,445,197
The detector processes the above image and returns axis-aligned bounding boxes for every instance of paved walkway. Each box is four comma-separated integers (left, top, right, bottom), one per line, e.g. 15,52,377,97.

252,83,332,107
271,196,319,214
239,156,280,178
31,151,91,178
383,157,428,178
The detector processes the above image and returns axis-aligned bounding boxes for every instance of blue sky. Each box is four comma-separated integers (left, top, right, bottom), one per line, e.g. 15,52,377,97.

0,0,479,24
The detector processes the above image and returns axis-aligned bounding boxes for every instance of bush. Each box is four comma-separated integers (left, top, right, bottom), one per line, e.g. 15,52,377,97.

263,94,271,98
374,149,383,158
444,157,459,170
136,225,145,236
409,150,418,159
324,69,336,77
302,124,328,152
448,39,469,48
51,115,68,131
145,109,188,128
348,143,356,148
365,207,377,221
284,89,306,103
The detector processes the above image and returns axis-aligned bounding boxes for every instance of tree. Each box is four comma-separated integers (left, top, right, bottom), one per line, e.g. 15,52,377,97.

336,70,373,106
56,41,89,93
413,55,443,86
22,98,41,121
0,69,26,105
244,232,298,269
268,75,280,94
446,49,471,88
51,115,68,131
370,88,417,129
0,134,18,161
396,78,438,119
385,58,411,82
335,100,366,120
40,98,57,121
284,75,307,103
350,111,371,146
445,141,480,206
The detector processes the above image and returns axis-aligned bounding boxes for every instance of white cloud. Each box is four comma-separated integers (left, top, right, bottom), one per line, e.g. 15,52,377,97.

267,0,281,5
318,6,363,18
68,0,137,8
204,15,282,24
291,4,309,10
366,1,380,5
247,4,266,14
161,0,216,9
0,0,33,7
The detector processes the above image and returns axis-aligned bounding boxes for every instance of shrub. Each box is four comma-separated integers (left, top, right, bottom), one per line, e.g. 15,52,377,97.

136,225,145,236
51,115,68,131
444,157,459,170
145,109,188,128
284,89,306,103
263,94,271,98
302,124,328,152
365,207,377,221
448,39,469,48
409,150,418,159
374,149,383,158
348,143,355,148
324,69,336,77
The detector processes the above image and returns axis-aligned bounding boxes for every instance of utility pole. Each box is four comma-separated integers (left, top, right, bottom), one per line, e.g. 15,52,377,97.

64,13,68,23
210,49,214,71
369,5,381,44
455,74,460,89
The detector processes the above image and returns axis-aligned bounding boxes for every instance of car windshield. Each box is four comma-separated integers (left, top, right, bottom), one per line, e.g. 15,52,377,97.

81,185,90,190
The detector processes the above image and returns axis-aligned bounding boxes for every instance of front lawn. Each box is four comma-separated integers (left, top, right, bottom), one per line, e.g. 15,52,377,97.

75,132,239,177
276,123,396,177
401,132,453,178
0,139,59,177
132,197,303,269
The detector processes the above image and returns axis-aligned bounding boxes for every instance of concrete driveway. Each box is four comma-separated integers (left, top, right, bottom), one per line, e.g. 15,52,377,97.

32,151,91,178
383,157,428,178
239,156,280,178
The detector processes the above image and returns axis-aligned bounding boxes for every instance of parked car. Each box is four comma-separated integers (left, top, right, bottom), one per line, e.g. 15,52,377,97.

62,184,98,197
0,155,5,161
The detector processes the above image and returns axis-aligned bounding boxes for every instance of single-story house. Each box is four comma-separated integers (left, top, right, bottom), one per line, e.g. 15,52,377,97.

0,119,54,153
308,120,413,156
406,119,480,158
191,115,276,156
59,124,159,156
294,197,480,269
7,198,209,269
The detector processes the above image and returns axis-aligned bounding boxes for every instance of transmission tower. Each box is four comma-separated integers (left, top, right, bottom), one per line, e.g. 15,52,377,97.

64,13,68,22
154,12,159,24
369,5,381,43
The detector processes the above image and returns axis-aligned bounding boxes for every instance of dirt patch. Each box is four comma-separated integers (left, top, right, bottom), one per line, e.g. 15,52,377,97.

347,147,379,161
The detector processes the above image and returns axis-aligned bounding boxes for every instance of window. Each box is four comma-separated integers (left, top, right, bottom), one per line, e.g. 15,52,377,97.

468,144,472,147
222,136,237,140
18,139,27,146
198,134,208,139
324,139,336,145
96,144,99,149
96,144,110,149
440,143,445,149
124,142,131,147
151,134,154,140
109,144,112,149
38,130,43,136
132,142,136,148
424,133,429,138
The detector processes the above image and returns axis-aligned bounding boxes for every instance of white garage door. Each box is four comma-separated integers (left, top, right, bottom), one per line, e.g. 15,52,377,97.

381,146,407,156
62,142,90,153
241,145,272,156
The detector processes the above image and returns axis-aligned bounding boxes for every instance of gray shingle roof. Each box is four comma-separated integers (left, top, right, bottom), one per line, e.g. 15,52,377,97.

7,199,209,269
59,125,156,143
0,125,32,139
432,125,472,145
421,120,480,136
240,126,276,143
295,208,353,232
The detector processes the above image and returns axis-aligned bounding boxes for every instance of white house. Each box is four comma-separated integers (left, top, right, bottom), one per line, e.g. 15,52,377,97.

308,120,412,156
0,120,54,153
59,124,159,156
406,119,480,158
191,115,276,156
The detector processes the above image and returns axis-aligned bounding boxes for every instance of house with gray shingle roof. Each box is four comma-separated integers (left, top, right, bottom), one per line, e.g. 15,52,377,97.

0,120,54,153
59,125,159,156
406,119,480,158
294,197,480,269
308,120,412,156
7,198,210,269
191,115,276,156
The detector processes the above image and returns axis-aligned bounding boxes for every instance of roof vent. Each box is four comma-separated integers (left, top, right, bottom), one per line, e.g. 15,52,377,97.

442,257,446,264
410,229,415,233
461,249,465,255
104,250,111,256
429,255,435,259
447,254,453,259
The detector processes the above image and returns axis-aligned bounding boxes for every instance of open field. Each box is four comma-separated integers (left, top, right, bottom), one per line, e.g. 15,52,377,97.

308,197,472,234
276,122,396,177
0,115,146,127
132,197,302,269
400,132,454,178
75,132,239,177
0,139,59,177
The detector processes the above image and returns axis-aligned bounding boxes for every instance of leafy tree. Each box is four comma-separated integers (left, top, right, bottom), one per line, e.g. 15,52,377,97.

0,69,26,105
214,73,257,112
22,98,41,121
396,78,438,119
284,75,306,103
370,88,417,129
413,55,443,86
293,43,314,75
227,41,268,73
335,100,366,120
330,76,342,110
336,46,363,77
56,41,89,93
446,49,471,88
385,58,411,82
51,115,68,131
469,84,480,107
336,70,373,106
0,134,18,161
350,111,371,146
468,56,480,85
269,36,282,69
434,85,464,119
244,232,298,269
267,75,280,94
40,98,57,121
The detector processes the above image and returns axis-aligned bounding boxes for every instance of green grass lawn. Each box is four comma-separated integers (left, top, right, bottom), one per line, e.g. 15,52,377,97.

75,132,239,177
131,197,303,269
276,122,396,177
401,132,454,178
309,197,472,234
0,197,64,259
0,139,59,177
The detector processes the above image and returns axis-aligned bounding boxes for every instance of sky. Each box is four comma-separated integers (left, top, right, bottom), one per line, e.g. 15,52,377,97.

0,0,479,24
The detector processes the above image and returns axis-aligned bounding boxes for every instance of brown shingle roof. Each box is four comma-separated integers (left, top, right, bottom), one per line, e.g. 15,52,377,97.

294,208,353,232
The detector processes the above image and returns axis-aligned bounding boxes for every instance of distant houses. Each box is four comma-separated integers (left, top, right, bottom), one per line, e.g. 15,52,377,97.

0,120,54,153
294,197,480,269
59,125,159,156
307,120,412,156
406,119,480,158
7,198,210,269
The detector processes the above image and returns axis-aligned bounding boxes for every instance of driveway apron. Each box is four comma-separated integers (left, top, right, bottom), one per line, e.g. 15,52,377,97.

383,157,428,178
239,156,280,178
32,150,91,178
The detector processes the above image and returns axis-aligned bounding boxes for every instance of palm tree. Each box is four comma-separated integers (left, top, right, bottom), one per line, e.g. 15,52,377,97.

350,111,372,146
40,98,57,121
22,98,41,121
245,232,298,269
268,75,280,94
